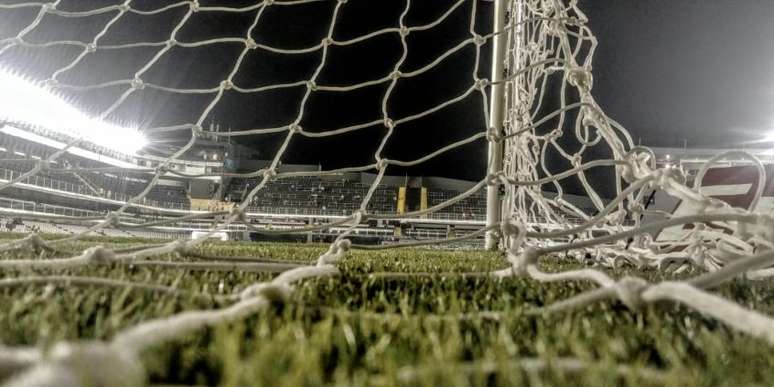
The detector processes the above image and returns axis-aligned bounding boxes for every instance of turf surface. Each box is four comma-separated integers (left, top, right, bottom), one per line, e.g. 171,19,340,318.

1,235,774,386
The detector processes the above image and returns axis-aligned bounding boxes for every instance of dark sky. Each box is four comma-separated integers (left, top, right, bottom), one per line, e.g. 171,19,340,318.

584,0,774,148
2,0,774,183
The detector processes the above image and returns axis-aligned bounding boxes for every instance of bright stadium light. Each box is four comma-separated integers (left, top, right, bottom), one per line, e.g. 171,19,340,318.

0,69,147,154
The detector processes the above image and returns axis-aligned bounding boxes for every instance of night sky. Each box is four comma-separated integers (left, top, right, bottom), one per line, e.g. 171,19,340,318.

584,0,774,148
1,0,774,183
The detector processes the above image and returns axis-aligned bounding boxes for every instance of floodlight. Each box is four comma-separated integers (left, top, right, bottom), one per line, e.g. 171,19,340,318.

0,69,147,154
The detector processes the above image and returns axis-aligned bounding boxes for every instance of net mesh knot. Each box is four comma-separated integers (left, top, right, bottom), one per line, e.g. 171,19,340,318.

352,209,367,224
26,233,51,253
130,78,144,90
6,36,22,47
614,277,649,310
104,212,120,227
508,246,539,275
169,239,190,256
376,158,390,170
245,38,258,50
473,77,488,90
229,206,247,222
85,246,117,265
383,118,394,129
472,34,486,46
567,67,593,91
651,167,683,190
566,15,587,27
627,202,644,217
262,169,277,181
544,20,564,37
317,239,351,266
569,153,582,167
486,126,502,143
485,171,504,186
501,217,526,251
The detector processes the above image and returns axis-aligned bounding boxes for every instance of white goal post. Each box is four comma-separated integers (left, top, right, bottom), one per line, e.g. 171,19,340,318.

484,0,509,250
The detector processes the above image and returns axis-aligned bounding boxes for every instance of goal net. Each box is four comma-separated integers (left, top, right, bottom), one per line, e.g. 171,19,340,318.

1,0,774,384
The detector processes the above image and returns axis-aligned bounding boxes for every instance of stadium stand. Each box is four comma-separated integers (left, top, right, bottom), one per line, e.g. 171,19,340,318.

0,127,504,244
427,188,486,220
1,132,492,220
229,176,399,216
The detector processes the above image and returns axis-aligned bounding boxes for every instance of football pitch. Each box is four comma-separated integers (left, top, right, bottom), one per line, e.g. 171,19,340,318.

1,234,773,386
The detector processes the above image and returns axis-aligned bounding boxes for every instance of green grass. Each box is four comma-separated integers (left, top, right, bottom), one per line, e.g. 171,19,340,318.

1,236,774,386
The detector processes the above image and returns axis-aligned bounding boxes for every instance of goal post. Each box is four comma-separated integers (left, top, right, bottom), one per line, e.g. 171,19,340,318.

484,0,510,251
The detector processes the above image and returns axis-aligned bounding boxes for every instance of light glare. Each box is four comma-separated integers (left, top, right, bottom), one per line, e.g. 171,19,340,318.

0,69,147,154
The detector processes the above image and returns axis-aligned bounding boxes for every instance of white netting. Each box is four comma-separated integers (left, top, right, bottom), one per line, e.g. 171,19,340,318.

0,0,774,385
